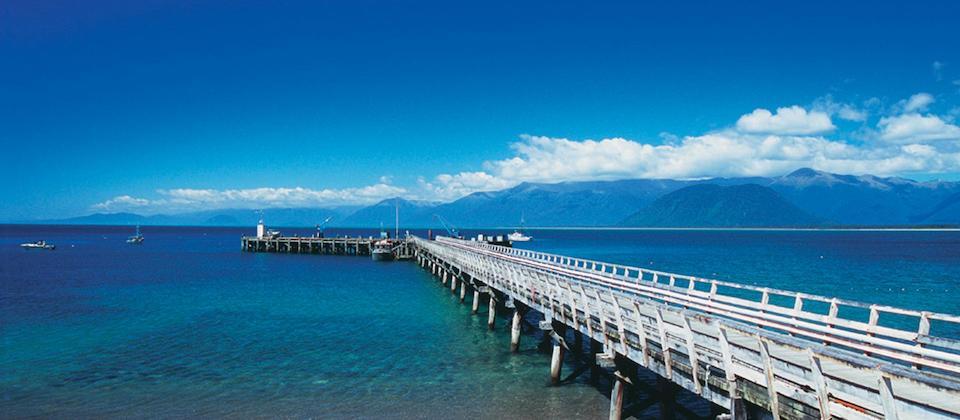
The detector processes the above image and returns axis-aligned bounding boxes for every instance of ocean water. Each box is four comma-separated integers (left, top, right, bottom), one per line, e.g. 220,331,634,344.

1,225,958,418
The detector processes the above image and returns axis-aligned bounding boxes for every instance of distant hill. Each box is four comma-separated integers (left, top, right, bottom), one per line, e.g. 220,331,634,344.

619,184,822,227
43,207,359,227
336,198,440,228
426,179,693,227
911,191,960,225
767,168,960,226
31,169,960,228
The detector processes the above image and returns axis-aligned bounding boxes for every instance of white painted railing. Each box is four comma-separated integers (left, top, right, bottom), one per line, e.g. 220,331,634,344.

443,237,960,372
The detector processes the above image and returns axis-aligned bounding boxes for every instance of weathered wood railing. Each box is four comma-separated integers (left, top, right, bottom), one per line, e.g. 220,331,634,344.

414,236,960,419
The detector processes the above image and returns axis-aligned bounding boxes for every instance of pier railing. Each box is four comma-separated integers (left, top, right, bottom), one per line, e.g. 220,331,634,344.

414,236,960,419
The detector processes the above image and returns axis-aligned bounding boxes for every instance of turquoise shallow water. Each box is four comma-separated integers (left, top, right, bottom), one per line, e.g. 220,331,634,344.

1,225,958,418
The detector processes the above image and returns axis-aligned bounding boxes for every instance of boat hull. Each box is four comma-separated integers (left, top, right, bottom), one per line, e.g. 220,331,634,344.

371,250,394,261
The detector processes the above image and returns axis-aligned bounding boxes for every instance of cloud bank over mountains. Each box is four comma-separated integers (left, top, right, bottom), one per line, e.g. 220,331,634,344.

93,92,960,214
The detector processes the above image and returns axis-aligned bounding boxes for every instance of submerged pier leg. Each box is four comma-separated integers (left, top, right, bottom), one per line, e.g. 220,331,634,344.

550,336,565,385
550,321,567,385
472,289,480,314
510,308,523,353
609,371,628,420
488,295,497,330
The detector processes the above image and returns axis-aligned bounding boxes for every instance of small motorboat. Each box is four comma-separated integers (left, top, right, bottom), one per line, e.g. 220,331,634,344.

126,225,144,244
21,240,55,250
371,239,395,261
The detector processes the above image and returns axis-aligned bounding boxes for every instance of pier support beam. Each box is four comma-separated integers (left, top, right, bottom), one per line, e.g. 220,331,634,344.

544,320,567,385
510,307,523,353
550,336,565,385
450,275,457,293
609,372,627,420
488,295,497,330
471,289,480,314
459,282,466,302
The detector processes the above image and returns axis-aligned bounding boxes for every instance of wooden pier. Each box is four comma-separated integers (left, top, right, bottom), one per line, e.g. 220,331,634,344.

241,235,414,259
413,236,960,420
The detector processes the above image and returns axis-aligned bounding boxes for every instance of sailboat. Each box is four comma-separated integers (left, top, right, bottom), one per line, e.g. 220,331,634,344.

508,213,532,242
126,225,144,244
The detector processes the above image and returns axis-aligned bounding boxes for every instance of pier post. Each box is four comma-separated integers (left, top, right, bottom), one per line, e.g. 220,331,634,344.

550,327,565,385
488,295,497,330
550,333,564,386
459,282,466,302
609,372,626,420
450,275,457,293
472,289,480,314
608,356,635,420
590,339,602,384
510,308,523,353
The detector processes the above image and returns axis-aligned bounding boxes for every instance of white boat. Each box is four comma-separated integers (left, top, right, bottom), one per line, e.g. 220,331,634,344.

508,231,532,242
21,240,55,250
508,213,532,242
126,225,144,244
371,239,394,261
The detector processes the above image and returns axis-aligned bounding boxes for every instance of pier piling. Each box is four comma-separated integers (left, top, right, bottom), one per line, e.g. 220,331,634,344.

487,295,497,330
550,335,565,385
510,308,523,353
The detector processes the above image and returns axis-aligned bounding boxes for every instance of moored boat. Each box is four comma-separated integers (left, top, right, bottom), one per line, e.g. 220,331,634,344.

126,225,144,244
508,213,532,242
371,240,394,261
20,240,55,250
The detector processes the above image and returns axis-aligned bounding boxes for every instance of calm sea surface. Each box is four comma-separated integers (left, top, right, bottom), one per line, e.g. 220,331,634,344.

2,225,958,418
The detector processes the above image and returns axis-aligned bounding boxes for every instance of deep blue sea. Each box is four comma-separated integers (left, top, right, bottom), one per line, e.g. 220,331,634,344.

1,225,958,418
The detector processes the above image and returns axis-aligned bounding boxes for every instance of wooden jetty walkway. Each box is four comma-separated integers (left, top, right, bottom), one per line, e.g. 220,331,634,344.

241,235,414,258
413,236,960,420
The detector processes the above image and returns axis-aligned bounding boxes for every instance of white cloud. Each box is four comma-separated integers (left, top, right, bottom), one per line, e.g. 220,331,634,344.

813,96,868,122
901,92,935,113
92,183,406,213
92,195,150,211
417,171,514,200
736,106,835,135
877,113,960,143
415,101,960,199
94,96,960,211
420,128,960,199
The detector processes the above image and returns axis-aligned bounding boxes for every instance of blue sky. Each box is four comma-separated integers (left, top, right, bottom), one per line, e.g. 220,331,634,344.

2,0,959,220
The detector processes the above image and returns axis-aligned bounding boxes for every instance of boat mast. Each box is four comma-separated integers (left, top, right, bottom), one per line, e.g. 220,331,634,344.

395,198,399,240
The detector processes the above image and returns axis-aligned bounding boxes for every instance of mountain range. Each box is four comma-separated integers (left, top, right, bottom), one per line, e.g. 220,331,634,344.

27,169,960,228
